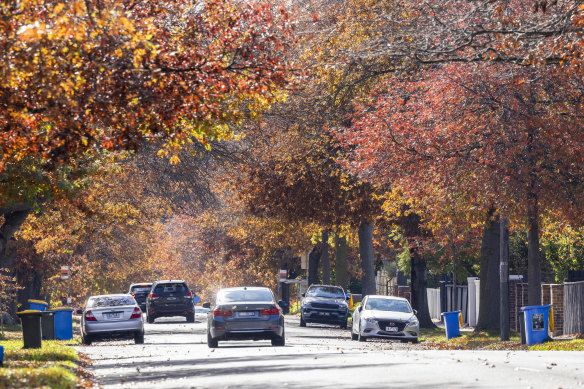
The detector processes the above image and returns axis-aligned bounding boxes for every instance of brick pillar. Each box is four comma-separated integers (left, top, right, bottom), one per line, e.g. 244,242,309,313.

541,284,552,305
514,283,529,332
509,279,518,331
550,284,564,336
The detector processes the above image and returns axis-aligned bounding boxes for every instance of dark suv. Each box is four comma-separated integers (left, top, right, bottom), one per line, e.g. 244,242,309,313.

128,282,152,312
145,280,195,323
300,284,349,329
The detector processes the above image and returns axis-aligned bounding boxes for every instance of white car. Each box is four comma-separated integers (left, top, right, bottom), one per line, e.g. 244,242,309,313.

351,295,419,343
79,294,144,345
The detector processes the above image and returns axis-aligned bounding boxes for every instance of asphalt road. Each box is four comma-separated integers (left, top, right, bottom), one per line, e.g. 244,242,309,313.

77,315,584,389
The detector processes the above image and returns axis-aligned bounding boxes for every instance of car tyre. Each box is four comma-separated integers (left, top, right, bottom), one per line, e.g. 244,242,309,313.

134,331,145,344
412,337,419,344
271,328,285,347
186,313,195,323
207,331,218,348
299,315,306,327
358,325,367,342
351,327,358,341
147,313,155,324
340,318,348,329
82,333,92,345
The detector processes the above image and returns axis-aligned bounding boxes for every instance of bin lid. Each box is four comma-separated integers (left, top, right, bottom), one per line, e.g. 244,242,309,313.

28,299,48,305
520,305,552,311
52,307,74,311
441,310,461,316
16,310,43,316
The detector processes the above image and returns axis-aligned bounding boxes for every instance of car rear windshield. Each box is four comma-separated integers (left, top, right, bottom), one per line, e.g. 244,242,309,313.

306,286,345,299
88,296,135,308
153,283,188,294
365,298,412,313
217,289,273,303
130,285,151,293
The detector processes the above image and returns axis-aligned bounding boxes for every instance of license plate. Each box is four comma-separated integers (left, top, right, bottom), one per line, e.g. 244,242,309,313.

166,297,177,301
238,311,256,317
386,326,398,332
318,312,330,316
105,312,120,319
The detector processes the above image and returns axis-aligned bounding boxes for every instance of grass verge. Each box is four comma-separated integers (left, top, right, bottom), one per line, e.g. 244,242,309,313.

0,331,82,388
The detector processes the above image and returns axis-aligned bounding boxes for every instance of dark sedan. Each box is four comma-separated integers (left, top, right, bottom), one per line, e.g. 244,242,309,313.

206,287,285,348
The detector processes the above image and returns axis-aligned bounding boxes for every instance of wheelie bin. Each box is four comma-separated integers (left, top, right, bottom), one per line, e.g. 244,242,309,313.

521,305,551,345
53,307,74,340
28,300,48,311
16,310,42,349
41,310,56,340
441,310,461,339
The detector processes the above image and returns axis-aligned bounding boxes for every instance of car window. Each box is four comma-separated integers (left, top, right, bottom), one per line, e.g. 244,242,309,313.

88,296,136,308
365,298,412,313
153,283,188,294
306,286,345,299
217,289,273,303
130,286,151,293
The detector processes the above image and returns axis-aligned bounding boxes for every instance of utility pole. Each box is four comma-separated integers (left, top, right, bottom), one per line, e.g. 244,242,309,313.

500,217,510,341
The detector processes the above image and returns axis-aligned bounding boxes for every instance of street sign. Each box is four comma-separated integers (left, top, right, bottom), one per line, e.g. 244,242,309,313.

278,269,287,282
60,266,70,280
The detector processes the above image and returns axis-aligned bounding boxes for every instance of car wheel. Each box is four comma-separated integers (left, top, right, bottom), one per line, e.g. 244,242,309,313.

412,337,419,344
351,327,358,341
340,319,348,330
271,328,285,347
186,313,195,323
147,313,155,324
82,333,92,345
300,315,306,327
207,331,218,348
358,324,367,342
134,331,145,344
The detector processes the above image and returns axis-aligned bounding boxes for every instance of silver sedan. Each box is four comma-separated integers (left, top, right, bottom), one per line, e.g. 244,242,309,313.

351,295,419,343
206,286,285,348
79,294,145,345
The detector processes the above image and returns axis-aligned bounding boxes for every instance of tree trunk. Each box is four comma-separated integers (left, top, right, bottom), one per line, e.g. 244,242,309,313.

358,220,376,296
410,247,436,328
500,217,510,340
476,211,500,331
321,230,330,285
308,246,321,286
0,207,32,269
334,234,348,290
527,201,542,305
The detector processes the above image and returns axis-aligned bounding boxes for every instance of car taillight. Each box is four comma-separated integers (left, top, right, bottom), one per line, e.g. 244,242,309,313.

130,307,142,319
261,307,280,316
85,310,97,321
184,291,193,297
149,293,159,299
213,309,232,317
131,293,136,298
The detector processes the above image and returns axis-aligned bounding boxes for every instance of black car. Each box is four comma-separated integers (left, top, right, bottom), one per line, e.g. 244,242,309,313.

145,280,195,323
128,282,152,312
300,284,349,329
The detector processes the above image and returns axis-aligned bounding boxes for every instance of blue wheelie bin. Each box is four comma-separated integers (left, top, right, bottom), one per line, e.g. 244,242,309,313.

521,305,551,345
28,300,48,311
441,310,461,339
53,307,74,340
0,344,4,366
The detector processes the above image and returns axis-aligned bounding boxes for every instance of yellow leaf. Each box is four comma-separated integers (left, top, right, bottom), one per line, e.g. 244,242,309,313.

54,3,65,14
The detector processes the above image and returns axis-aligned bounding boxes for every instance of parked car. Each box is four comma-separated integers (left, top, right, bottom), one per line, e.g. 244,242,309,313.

146,280,195,323
128,282,152,312
351,295,419,343
300,284,349,329
206,286,285,348
78,294,144,345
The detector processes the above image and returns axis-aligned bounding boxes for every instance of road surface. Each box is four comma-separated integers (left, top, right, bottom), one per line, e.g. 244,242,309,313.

76,315,584,388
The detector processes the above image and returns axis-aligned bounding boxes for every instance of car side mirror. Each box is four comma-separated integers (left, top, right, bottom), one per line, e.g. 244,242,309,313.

413,309,418,315
202,302,211,309
301,293,305,298
357,305,362,312
76,309,83,315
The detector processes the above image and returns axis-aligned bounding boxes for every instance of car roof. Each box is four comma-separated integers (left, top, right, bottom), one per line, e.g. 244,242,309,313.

129,283,152,287
308,284,344,289
89,294,134,299
366,295,410,302
218,286,270,291
153,280,186,284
